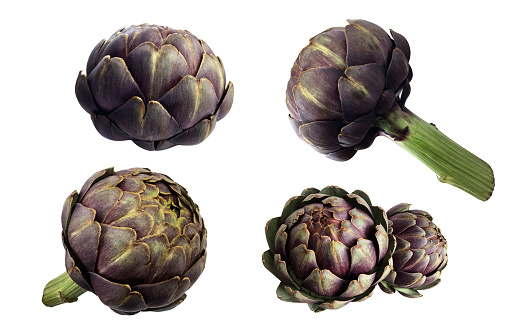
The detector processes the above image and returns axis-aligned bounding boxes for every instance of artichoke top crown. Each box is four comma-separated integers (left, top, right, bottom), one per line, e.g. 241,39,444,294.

263,186,395,312
61,167,207,314
84,23,226,106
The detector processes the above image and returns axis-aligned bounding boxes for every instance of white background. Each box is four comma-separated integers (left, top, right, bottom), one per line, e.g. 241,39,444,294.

2,0,520,329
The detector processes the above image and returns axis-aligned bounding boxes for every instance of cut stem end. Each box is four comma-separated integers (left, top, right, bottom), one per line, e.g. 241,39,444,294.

42,271,86,307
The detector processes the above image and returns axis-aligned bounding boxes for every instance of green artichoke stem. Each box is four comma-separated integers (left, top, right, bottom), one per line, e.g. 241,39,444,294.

42,272,86,307
374,106,494,201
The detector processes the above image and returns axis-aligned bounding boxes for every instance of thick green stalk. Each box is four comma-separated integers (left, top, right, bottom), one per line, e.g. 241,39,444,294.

42,272,86,307
374,105,494,201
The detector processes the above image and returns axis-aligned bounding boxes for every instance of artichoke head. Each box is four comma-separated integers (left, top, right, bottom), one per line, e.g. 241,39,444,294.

378,203,448,298
76,24,234,151
61,167,206,314
286,19,412,161
262,186,395,312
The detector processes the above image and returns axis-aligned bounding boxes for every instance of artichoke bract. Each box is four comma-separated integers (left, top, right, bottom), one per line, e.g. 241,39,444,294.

42,168,207,314
378,203,448,298
262,186,395,312
75,24,234,151
286,19,494,201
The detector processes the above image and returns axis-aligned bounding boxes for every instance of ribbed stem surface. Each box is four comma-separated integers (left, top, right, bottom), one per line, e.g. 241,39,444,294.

42,272,86,307
375,106,494,201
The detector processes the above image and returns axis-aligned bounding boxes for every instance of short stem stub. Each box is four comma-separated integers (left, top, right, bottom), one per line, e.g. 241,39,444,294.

42,271,86,307
374,105,495,201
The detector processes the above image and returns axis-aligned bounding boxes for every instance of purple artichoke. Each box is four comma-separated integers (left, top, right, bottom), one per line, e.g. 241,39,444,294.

42,168,206,314
262,186,395,312
378,203,448,298
286,19,411,161
75,24,234,151
285,19,494,201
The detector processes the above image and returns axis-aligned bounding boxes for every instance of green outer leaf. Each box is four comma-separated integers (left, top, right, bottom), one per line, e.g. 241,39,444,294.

372,233,396,285
382,278,440,297
395,287,422,298
277,283,322,304
301,194,329,205
280,195,306,223
308,303,326,312
387,233,397,260
265,218,281,252
319,186,349,198
262,250,278,277
347,285,377,303
274,224,288,257
276,283,300,303
345,193,373,216
351,189,371,205
312,298,352,312
301,187,320,197
378,281,396,294
371,206,389,230
273,254,294,284
415,278,441,290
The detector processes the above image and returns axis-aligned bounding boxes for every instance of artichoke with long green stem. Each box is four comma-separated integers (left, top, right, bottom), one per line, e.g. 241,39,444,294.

286,19,494,201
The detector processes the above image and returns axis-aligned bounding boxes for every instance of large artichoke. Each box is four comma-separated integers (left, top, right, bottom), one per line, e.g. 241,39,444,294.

75,24,234,151
286,19,494,201
378,203,448,298
262,186,395,312
42,167,207,314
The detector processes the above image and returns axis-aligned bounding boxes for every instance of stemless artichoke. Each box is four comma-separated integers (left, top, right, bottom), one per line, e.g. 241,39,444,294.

262,186,395,312
75,24,234,151
378,203,448,298
42,167,207,314
286,19,494,201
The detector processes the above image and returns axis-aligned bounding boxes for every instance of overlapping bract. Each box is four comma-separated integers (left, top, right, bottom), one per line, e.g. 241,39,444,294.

286,19,412,161
378,203,448,298
75,24,234,150
62,167,206,314
262,186,395,312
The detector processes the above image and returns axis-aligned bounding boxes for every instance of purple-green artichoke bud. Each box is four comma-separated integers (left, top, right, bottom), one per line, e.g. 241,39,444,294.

42,167,207,315
262,186,395,312
378,203,448,298
285,19,494,201
286,19,412,161
75,24,234,151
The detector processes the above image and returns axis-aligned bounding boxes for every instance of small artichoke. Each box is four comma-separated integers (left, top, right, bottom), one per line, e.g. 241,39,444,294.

75,24,234,151
285,19,494,201
43,167,207,314
378,203,448,298
262,186,395,312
